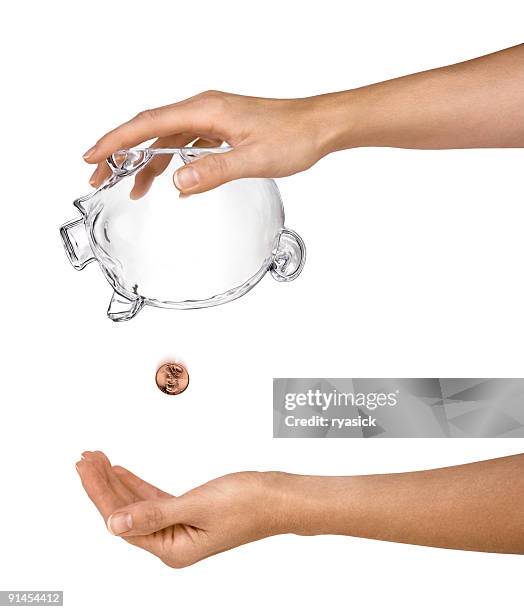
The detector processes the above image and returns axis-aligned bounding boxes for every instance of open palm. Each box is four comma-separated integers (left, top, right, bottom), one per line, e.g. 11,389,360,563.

76,451,284,568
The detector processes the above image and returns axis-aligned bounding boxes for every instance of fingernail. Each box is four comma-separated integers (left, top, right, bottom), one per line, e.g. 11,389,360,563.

83,146,96,160
174,166,199,191
107,512,132,535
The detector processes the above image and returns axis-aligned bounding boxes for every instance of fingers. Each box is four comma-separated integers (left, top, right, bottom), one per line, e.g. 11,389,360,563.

192,137,223,148
76,453,213,566
112,465,172,500
87,139,176,192
87,134,220,195
129,133,195,200
79,451,136,506
173,147,255,195
76,455,123,521
77,453,193,538
82,97,217,165
89,163,111,188
87,451,139,505
106,497,193,537
76,452,164,555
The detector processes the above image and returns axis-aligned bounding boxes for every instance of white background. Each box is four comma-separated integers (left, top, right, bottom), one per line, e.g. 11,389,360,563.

1,0,523,610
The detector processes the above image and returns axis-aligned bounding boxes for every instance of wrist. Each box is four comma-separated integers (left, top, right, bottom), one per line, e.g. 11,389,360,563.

307,90,367,156
263,472,359,537
259,471,298,535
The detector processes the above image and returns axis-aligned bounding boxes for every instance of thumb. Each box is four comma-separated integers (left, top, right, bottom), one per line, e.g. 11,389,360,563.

173,149,253,195
107,498,192,536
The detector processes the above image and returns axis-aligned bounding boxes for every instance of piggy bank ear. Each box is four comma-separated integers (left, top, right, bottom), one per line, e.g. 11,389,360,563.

270,228,306,282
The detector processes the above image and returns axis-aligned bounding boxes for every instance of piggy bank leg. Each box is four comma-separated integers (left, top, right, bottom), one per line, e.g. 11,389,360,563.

270,228,306,282
107,291,144,322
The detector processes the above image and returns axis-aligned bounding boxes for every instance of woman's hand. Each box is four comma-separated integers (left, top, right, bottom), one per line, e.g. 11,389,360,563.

76,451,292,568
77,452,524,567
83,45,524,197
82,92,335,196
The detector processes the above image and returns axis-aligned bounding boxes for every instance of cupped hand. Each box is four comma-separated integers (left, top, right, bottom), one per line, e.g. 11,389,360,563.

76,451,291,568
83,91,334,196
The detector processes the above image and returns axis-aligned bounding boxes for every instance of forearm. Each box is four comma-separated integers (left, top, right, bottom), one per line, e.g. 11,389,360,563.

316,44,524,152
275,454,524,553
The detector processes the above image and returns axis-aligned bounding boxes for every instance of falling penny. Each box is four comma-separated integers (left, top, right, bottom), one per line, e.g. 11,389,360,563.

155,363,189,395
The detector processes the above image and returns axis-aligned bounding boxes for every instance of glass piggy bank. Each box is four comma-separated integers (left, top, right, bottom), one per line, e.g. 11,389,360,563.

60,148,306,321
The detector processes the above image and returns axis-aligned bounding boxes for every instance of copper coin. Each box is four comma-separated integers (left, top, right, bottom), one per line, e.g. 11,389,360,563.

155,363,189,395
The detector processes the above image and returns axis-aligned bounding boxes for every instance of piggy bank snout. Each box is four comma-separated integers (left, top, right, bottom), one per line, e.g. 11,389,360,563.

60,217,95,271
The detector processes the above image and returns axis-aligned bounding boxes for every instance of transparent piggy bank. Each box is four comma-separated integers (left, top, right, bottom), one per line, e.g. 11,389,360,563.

60,148,306,321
